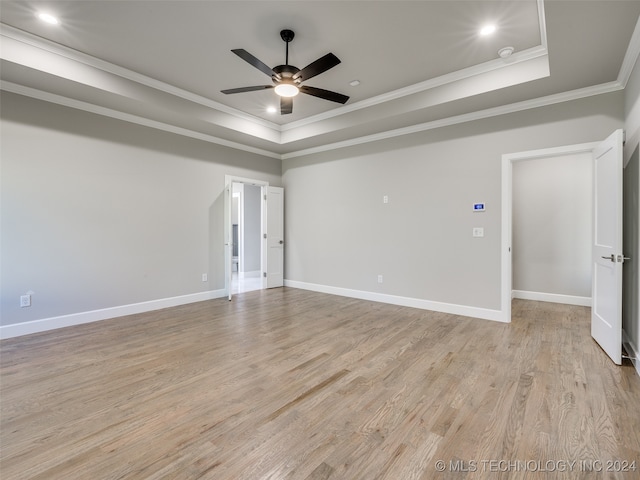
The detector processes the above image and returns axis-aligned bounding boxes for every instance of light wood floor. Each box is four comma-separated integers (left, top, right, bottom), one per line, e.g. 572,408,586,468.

1,289,639,479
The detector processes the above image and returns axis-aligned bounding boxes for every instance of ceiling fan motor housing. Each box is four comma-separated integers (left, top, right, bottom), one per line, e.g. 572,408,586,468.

273,64,301,85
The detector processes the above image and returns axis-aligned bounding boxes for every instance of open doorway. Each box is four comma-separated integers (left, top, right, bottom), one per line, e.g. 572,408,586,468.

224,175,284,301
231,183,263,294
511,151,593,305
501,141,599,322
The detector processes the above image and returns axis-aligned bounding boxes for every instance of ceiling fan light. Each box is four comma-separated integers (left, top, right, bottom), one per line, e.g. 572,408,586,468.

274,83,299,97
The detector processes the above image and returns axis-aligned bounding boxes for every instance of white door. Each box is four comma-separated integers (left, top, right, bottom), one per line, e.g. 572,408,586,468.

591,129,624,365
224,182,233,300
265,186,284,288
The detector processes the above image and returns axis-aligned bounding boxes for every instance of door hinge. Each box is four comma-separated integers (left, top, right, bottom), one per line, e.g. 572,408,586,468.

263,272,267,278
264,233,267,239
264,194,267,200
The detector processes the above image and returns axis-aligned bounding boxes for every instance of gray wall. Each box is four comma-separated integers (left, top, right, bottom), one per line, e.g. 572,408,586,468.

242,184,262,272
2,83,634,333
283,92,624,311
623,54,640,365
1,92,281,326
512,153,592,298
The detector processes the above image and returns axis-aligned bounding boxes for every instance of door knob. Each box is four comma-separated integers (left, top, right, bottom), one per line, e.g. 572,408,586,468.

279,240,284,245
601,254,632,263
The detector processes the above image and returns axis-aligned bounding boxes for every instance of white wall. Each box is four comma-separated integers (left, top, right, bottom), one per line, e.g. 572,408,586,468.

283,92,624,318
0,92,281,330
512,153,592,300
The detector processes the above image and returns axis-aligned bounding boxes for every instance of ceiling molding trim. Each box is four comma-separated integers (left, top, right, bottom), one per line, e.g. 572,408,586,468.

281,46,548,132
537,0,548,49
0,81,282,160
281,81,623,160
0,23,281,133
617,16,640,88
4,76,621,163
0,19,550,141
281,0,549,132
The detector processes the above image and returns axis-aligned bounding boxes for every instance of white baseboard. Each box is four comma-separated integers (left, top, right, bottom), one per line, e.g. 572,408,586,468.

0,289,227,340
622,330,640,378
512,290,591,307
284,280,506,323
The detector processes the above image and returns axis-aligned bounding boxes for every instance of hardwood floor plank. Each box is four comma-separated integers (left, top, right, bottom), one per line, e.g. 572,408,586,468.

1,291,639,479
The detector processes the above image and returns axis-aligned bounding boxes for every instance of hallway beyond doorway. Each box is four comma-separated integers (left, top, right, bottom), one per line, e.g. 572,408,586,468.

231,272,262,294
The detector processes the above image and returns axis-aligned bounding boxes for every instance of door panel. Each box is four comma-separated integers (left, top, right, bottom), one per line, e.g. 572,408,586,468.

266,186,284,288
591,129,624,365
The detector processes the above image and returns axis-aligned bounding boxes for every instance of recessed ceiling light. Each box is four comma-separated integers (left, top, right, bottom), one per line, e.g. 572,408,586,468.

479,24,496,36
266,106,277,114
37,12,59,25
349,80,361,87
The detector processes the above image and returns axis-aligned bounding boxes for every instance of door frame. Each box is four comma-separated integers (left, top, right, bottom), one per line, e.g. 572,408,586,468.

224,175,269,300
501,141,599,322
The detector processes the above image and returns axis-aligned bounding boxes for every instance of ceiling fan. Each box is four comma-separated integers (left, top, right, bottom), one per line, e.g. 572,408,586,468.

221,29,349,115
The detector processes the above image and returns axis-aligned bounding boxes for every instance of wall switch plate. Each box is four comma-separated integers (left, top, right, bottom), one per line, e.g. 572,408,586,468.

20,294,31,307
378,275,383,283
202,273,208,282
473,227,484,237
383,195,389,204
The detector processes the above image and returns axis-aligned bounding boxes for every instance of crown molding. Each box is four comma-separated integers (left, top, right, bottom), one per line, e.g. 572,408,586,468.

618,16,640,88
282,0,549,132
1,0,635,162
0,23,281,133
1,21,548,140
537,0,548,50
1,78,625,163
0,81,282,159
281,81,624,160
281,46,548,133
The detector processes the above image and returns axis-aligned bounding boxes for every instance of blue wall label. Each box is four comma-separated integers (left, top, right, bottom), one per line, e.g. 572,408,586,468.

473,203,486,211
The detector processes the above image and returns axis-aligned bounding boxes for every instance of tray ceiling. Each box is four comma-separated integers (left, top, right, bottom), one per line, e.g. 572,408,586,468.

1,1,639,158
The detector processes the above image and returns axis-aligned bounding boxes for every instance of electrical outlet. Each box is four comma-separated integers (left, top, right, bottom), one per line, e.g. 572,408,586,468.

20,294,31,308
378,275,383,283
202,273,208,282
473,227,484,238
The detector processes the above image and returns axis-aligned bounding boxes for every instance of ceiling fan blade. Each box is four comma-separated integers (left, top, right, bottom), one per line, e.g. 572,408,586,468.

294,53,341,82
231,49,277,78
281,96,293,115
299,85,349,104
221,85,274,94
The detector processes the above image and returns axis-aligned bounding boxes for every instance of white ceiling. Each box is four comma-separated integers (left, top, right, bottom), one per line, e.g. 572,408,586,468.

1,1,639,158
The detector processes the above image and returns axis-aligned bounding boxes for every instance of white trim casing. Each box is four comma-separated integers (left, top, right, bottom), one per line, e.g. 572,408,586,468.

0,289,227,340
284,280,505,323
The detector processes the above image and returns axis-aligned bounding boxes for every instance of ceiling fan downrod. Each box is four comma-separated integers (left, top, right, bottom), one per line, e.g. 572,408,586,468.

280,29,295,66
